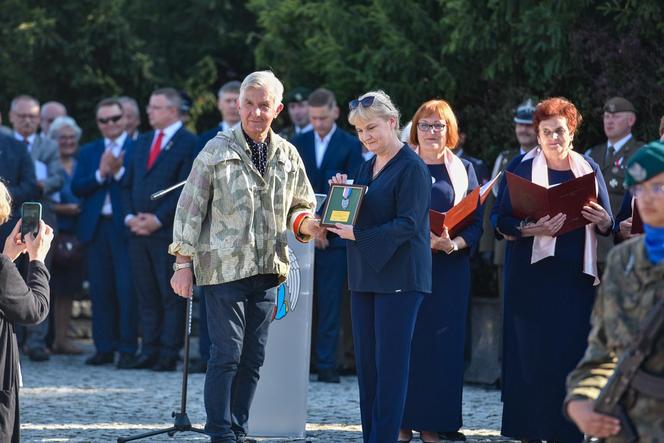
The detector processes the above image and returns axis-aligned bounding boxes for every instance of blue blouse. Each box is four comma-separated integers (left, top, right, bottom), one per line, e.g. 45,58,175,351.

347,145,432,294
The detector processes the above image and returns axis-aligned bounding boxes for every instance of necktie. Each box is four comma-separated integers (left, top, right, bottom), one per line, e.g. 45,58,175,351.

147,131,164,169
605,145,615,165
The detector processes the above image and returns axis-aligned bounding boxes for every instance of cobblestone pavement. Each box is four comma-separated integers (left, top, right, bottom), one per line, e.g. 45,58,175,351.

19,341,513,442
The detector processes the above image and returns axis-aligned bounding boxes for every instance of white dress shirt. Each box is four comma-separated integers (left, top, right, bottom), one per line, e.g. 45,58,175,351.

96,132,128,216
314,125,336,168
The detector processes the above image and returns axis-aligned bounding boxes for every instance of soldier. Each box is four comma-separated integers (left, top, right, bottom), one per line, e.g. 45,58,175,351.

565,140,664,441
586,97,644,268
169,71,319,443
479,98,537,297
279,86,312,140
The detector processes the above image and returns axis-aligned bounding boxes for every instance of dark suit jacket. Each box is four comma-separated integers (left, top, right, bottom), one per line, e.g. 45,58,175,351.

71,137,133,244
196,125,223,156
292,128,363,248
0,134,39,243
122,127,197,240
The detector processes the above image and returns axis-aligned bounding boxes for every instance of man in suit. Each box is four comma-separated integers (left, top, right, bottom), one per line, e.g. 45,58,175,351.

279,87,312,140
71,98,138,368
585,97,644,268
119,96,141,141
197,81,241,153
123,87,197,371
39,101,67,138
0,133,40,245
9,95,64,362
291,88,363,383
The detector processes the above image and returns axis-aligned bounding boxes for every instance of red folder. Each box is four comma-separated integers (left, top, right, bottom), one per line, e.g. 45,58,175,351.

505,171,597,236
429,173,501,238
631,200,644,234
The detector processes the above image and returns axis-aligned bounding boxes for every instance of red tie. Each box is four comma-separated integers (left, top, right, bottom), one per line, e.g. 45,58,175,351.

147,131,164,169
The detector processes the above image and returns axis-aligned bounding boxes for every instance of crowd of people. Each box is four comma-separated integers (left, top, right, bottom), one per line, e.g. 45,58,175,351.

0,68,663,443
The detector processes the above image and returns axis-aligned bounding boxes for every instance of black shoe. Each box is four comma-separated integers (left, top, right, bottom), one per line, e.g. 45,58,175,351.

28,347,50,362
152,356,177,372
234,431,257,443
317,368,340,383
85,352,114,366
116,353,136,369
439,431,466,441
127,353,158,369
188,359,207,374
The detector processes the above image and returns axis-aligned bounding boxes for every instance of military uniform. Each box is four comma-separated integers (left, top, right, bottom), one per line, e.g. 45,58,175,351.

587,136,644,266
565,236,664,442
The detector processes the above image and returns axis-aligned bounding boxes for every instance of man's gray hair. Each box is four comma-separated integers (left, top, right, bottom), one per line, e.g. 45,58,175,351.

10,95,39,111
240,71,284,107
48,116,82,141
119,96,140,115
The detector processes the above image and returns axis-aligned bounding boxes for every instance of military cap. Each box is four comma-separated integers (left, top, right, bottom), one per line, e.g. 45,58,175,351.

179,90,192,114
604,97,636,114
514,98,536,124
624,140,664,187
285,87,311,104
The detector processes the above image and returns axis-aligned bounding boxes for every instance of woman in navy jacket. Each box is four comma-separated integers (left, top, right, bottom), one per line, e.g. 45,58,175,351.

328,90,432,443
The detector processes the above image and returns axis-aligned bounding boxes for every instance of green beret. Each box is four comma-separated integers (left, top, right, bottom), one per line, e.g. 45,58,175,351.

604,97,636,114
285,86,312,104
624,140,664,187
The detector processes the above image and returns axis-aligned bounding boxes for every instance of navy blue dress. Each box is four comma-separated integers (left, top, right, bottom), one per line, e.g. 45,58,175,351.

402,160,482,432
495,155,613,442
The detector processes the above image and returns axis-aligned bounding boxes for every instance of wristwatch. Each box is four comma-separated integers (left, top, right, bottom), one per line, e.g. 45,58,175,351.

173,261,193,272
446,242,459,255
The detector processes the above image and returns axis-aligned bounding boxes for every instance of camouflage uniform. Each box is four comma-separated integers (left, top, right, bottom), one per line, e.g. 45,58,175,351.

565,236,664,442
168,125,316,285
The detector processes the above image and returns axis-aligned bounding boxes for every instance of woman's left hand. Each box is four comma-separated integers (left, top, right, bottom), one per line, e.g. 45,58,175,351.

327,223,355,240
431,228,454,252
582,201,612,233
2,220,27,261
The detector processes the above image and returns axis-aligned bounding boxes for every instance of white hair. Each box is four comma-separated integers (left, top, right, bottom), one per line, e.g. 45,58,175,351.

48,116,82,141
240,70,284,107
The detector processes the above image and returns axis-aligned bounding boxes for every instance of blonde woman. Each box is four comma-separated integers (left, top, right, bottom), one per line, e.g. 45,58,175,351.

328,90,431,443
0,183,54,441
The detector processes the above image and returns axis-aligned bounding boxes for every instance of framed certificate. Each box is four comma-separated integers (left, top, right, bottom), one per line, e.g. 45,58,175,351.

320,184,367,227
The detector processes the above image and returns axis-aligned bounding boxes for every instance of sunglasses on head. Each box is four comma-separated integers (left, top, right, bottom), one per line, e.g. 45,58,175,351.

348,96,375,111
97,114,123,124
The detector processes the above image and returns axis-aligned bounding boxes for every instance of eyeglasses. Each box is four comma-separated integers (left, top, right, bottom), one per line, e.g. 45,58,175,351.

348,96,375,111
14,113,39,120
539,127,568,138
417,122,447,132
630,182,664,198
97,115,123,125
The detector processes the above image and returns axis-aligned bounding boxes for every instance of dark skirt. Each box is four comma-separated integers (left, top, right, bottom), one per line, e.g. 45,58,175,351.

402,251,471,431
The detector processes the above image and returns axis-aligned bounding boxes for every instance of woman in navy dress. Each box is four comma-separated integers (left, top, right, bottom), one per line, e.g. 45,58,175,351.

48,116,85,355
328,90,432,443
399,100,482,443
494,98,613,443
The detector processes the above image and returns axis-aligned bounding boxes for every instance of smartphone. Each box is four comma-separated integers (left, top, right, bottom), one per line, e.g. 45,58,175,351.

20,202,42,242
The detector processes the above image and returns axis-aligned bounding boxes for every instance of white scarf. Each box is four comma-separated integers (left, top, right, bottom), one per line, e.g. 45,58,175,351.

415,146,468,204
522,147,600,286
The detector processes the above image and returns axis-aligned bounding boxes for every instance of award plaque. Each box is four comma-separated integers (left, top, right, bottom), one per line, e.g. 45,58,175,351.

320,184,367,227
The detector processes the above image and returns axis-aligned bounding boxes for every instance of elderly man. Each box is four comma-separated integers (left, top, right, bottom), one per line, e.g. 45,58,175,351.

119,96,141,141
40,101,67,138
9,95,64,362
279,86,312,140
170,70,318,443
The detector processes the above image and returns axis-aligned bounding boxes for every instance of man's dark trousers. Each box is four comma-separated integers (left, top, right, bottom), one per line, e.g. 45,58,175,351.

203,273,278,442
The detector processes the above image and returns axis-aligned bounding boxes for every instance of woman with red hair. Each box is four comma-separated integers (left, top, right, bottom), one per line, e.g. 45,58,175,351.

493,97,613,442
398,99,482,443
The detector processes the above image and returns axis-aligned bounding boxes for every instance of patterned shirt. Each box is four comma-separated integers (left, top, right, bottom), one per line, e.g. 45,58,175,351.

243,129,269,176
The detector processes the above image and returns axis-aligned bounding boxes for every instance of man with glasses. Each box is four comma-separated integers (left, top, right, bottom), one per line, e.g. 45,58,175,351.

9,95,64,362
123,87,197,372
72,98,137,368
586,97,644,266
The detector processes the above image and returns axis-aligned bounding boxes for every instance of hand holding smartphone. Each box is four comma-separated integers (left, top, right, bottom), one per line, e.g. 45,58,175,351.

20,202,42,243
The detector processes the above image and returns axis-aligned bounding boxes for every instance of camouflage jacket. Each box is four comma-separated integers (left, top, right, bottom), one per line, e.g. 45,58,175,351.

168,126,316,285
565,236,664,442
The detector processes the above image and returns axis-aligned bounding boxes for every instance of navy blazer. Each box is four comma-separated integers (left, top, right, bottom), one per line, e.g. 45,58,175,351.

196,125,223,157
347,145,432,294
291,128,364,195
71,137,133,244
122,126,196,240
0,134,39,243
